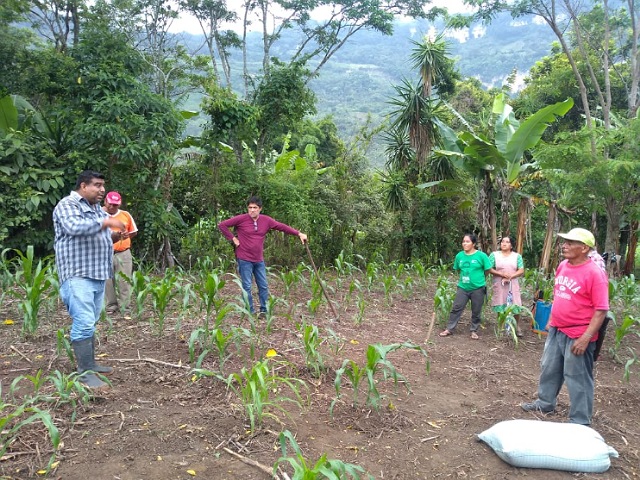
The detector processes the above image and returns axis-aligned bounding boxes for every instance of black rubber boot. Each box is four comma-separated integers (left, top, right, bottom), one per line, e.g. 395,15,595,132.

91,336,114,375
72,338,108,389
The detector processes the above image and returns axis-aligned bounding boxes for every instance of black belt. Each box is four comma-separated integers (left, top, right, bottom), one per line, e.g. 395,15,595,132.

114,248,130,254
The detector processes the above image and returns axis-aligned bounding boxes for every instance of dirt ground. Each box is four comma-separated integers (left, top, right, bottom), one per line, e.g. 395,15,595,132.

1,272,639,480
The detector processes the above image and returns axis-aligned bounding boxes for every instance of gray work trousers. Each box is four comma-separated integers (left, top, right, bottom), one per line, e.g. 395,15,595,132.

446,286,485,333
535,327,596,425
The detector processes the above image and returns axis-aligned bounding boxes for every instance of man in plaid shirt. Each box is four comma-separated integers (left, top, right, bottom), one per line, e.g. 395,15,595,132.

54,171,125,389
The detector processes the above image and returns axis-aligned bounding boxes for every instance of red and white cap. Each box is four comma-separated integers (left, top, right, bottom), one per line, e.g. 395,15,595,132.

105,191,122,205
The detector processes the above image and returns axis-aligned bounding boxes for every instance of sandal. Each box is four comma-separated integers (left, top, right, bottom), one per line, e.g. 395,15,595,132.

439,330,452,337
471,332,479,340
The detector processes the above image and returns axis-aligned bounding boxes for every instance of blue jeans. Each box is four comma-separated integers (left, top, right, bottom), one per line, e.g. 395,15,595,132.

446,287,485,332
535,327,596,425
60,277,106,342
237,259,268,313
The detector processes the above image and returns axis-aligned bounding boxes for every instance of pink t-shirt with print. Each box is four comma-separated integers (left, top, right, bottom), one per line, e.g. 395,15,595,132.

550,259,609,340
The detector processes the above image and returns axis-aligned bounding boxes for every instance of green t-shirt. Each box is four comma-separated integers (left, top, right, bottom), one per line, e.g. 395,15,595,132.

454,250,492,291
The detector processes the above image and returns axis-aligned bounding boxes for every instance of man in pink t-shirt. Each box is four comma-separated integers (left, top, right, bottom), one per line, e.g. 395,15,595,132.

218,196,307,314
521,228,609,425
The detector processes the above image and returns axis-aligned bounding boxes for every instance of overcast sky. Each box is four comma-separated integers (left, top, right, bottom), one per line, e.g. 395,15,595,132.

167,0,473,34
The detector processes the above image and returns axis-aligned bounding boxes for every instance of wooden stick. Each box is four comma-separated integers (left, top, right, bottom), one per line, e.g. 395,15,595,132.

222,447,280,480
110,357,190,369
304,242,339,321
424,311,437,345
10,345,32,363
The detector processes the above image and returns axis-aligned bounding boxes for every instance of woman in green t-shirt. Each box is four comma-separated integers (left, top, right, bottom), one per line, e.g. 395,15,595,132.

440,233,492,339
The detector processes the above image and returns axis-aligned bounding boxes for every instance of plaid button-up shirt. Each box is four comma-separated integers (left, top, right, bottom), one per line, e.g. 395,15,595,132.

53,191,113,284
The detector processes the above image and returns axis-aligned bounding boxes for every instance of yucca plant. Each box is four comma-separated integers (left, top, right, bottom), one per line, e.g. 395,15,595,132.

273,430,372,479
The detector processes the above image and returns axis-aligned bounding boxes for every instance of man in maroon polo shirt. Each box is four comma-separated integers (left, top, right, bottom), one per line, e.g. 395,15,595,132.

218,196,307,314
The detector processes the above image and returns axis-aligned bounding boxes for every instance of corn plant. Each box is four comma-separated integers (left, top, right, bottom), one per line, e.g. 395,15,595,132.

194,270,226,330
55,328,74,365
44,371,94,421
332,342,429,414
325,327,345,355
188,327,234,373
410,260,429,286
8,246,57,336
610,275,639,316
354,292,366,325
434,274,455,326
344,278,362,305
307,273,324,315
274,430,372,480
0,397,60,471
623,348,637,382
381,273,399,306
147,271,180,335
364,260,379,291
610,315,640,360
123,270,151,320
0,249,15,309
280,265,306,299
299,321,325,378
194,359,308,432
494,304,521,345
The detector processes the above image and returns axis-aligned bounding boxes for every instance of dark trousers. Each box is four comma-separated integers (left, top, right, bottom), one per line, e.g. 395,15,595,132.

446,286,485,332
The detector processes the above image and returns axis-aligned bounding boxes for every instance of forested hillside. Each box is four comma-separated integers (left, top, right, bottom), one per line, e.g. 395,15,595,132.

180,13,553,161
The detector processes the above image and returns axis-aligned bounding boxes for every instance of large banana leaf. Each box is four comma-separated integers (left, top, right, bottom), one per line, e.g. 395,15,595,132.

0,95,18,134
504,98,574,183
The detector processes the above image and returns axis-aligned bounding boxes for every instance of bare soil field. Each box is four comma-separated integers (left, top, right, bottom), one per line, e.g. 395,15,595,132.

1,272,639,480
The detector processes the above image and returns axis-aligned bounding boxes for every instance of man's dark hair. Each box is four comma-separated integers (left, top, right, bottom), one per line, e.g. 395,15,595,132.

464,232,478,245
247,196,262,208
75,170,105,189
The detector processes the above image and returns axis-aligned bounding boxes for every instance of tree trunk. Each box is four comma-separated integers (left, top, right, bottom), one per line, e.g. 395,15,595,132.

622,220,638,275
515,196,532,254
604,196,621,275
539,203,558,274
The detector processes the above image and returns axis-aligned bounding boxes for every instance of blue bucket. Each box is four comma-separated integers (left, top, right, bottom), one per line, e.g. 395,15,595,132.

533,300,552,334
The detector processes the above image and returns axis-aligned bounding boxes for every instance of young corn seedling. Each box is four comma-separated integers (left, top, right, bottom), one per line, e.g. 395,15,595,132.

325,327,345,355
123,270,151,320
147,272,180,336
299,321,325,378
495,305,520,345
307,273,324,315
344,278,362,305
353,292,367,325
610,315,640,360
45,370,94,421
332,342,429,414
188,327,234,374
55,328,74,365
194,270,226,330
273,430,372,480
0,395,60,472
194,359,307,433
9,246,57,336
434,274,455,327
381,273,399,306
610,274,639,316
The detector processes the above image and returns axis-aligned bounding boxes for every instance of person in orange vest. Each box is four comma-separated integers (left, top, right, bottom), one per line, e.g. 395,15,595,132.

103,191,138,314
